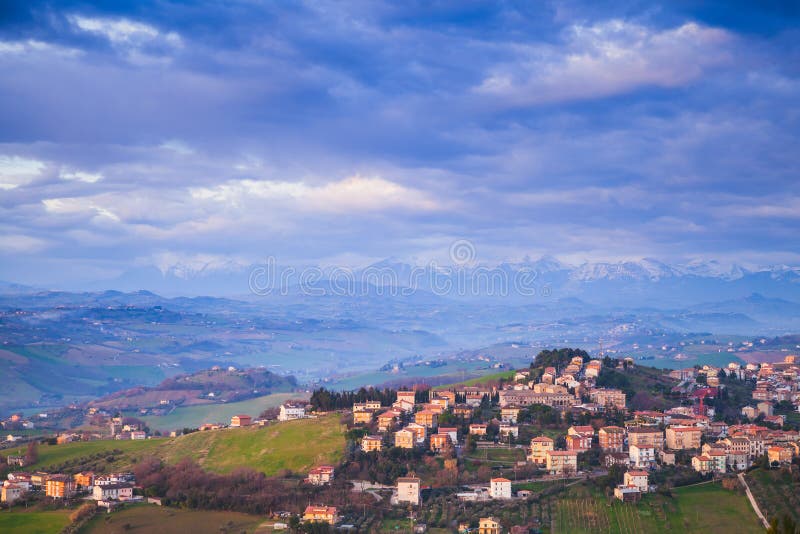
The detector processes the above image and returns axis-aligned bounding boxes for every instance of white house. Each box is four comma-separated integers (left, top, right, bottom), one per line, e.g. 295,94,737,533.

623,471,649,493
396,477,421,505
629,445,656,468
489,477,512,499
278,402,306,421
92,483,133,501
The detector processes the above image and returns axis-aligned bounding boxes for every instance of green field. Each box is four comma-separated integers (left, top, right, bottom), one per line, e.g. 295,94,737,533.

6,414,345,477
131,392,297,431
0,509,72,534
160,413,346,475
553,482,763,533
80,504,266,534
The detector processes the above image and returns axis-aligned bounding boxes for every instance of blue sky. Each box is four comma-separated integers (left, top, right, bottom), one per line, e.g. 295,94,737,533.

0,1,799,284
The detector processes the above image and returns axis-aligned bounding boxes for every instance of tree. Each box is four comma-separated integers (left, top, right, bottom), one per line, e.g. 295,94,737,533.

24,441,38,465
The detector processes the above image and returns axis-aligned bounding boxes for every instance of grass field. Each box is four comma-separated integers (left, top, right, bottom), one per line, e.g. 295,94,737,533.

552,482,763,534
0,509,72,534
80,504,266,534
131,392,297,431
159,413,345,475
6,414,345,477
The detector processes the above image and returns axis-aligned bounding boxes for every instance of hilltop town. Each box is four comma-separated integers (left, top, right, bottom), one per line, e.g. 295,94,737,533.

1,348,799,532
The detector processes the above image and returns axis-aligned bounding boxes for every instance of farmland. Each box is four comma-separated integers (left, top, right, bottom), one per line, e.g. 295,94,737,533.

79,504,266,534
551,482,763,534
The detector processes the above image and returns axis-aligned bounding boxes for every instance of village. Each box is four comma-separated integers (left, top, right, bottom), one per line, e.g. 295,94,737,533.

2,351,800,532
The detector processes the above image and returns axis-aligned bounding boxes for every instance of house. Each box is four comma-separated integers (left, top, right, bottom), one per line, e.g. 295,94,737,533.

624,470,649,493
278,402,306,421
414,410,438,428
627,427,664,451
691,455,713,474
431,396,450,410
396,476,421,505
92,483,133,501
303,505,339,524
469,424,488,436
395,429,416,449
768,446,793,465
658,450,676,466
378,411,400,432
546,450,578,475
6,455,25,467
438,427,458,444
306,465,335,486
566,434,590,451
498,423,519,438
452,405,473,418
73,472,95,488
528,436,554,465
500,407,520,424
406,423,427,443
430,433,451,453
1,484,25,504
396,391,417,405
45,475,76,499
613,485,641,502
393,399,416,413
629,445,655,468
489,478,512,499
665,426,702,450
589,388,627,410
361,435,383,452
353,410,375,425
130,430,146,440
498,390,576,409
230,414,252,427
478,517,502,534
599,426,625,452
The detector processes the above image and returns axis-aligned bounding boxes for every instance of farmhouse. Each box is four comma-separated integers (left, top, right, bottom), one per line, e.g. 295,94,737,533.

396,476,421,505
303,505,339,524
306,465,335,486
278,402,306,421
230,414,252,427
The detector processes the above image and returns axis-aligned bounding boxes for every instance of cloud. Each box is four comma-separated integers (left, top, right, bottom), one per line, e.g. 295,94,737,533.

0,234,48,253
0,39,82,58
0,155,46,190
475,20,734,105
68,15,182,64
190,175,443,213
59,169,103,183
42,197,120,223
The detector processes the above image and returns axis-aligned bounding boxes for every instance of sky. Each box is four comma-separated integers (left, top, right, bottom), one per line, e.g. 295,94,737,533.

1,1,799,285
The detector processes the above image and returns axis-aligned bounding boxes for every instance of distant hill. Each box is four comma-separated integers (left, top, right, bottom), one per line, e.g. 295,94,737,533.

89,367,297,411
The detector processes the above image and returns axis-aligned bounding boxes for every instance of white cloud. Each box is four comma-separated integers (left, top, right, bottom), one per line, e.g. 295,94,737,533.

0,234,48,253
159,139,195,155
42,197,120,222
59,169,103,183
69,15,183,63
190,175,442,212
476,20,733,105
0,155,46,190
0,39,82,58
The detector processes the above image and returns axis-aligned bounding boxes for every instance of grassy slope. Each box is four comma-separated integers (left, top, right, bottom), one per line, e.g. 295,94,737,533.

7,414,345,477
746,468,800,525
0,509,72,534
79,504,265,534
160,414,345,475
553,482,762,534
132,392,296,431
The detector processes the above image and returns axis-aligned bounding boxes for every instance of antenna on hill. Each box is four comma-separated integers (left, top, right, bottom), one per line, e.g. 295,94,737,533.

598,338,604,357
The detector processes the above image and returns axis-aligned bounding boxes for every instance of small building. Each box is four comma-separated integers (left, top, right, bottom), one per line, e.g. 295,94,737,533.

623,470,648,493
666,426,702,450
306,465,335,486
73,472,95,489
396,476,421,505
614,485,641,502
546,450,578,475
528,436,554,465
230,414,252,427
45,475,77,499
469,424,488,436
92,483,133,501
362,435,383,453
629,445,655,468
353,410,375,425
478,516,502,534
599,426,625,452
414,410,438,428
1,484,25,504
500,407,520,424
438,427,458,444
489,477,512,499
395,429,416,449
768,446,793,465
278,402,306,421
430,433,451,453
303,505,339,524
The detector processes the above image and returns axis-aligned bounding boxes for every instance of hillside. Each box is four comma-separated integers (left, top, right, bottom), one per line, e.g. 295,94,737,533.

6,414,345,477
